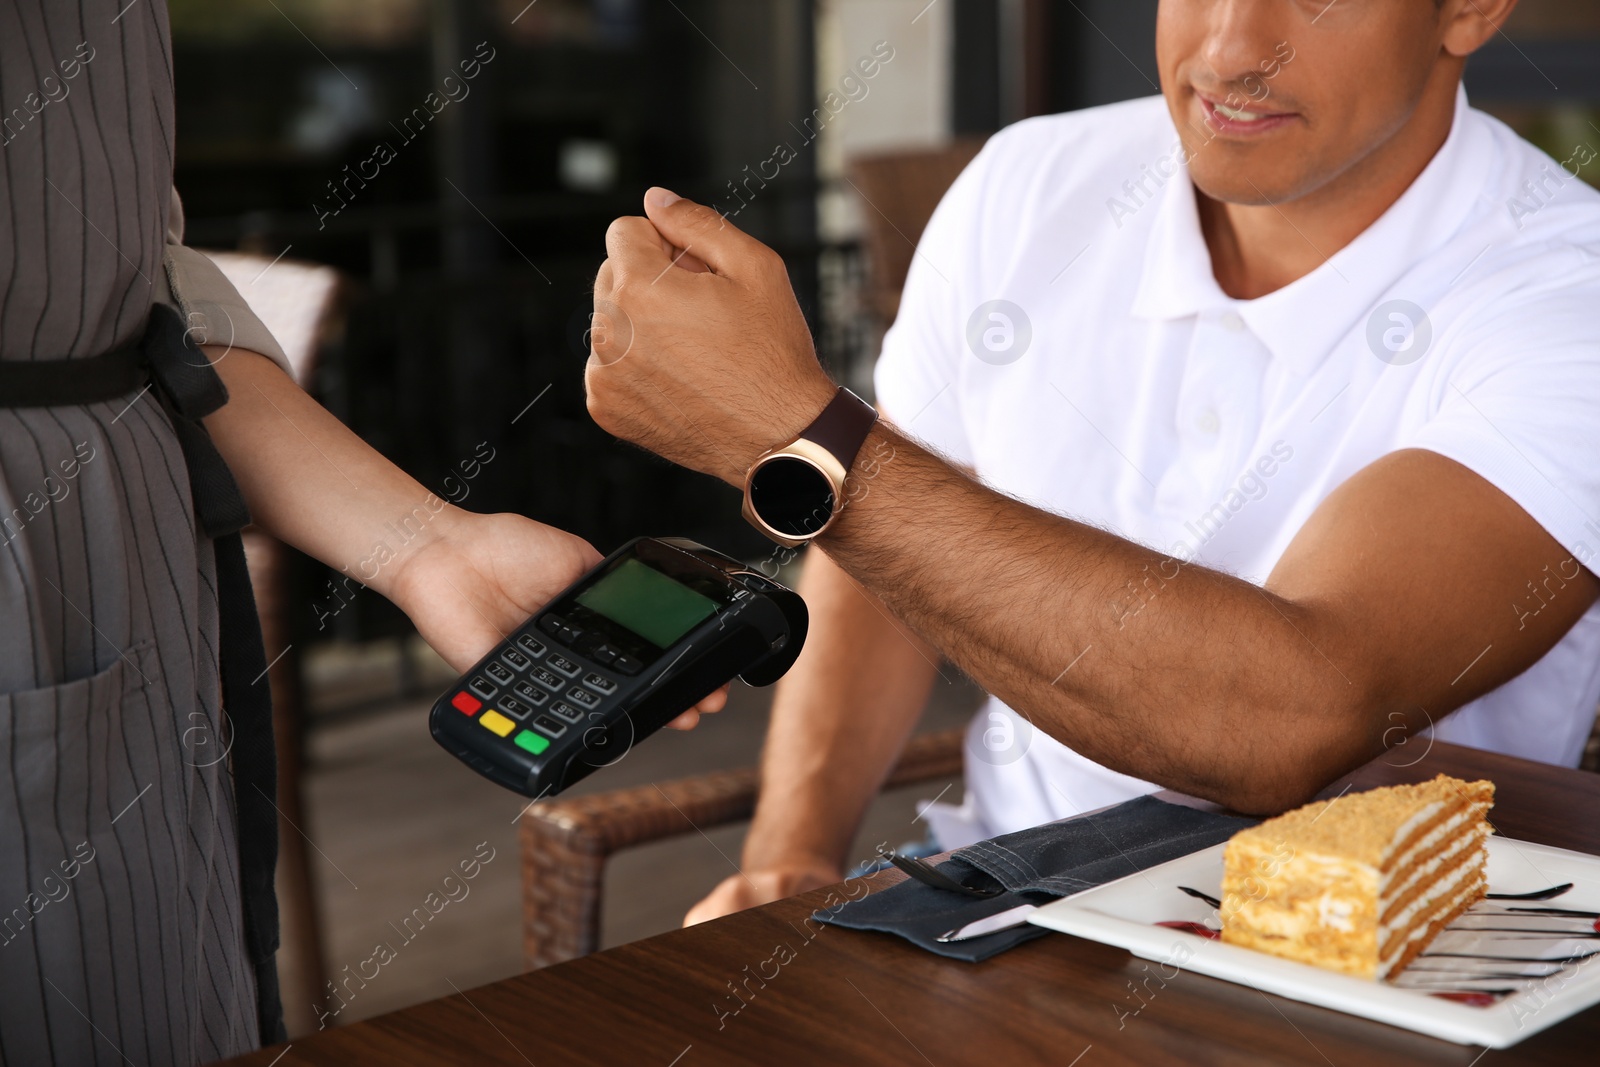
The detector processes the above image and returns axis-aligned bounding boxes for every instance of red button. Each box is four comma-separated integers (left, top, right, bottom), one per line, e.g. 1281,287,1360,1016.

451,691,482,716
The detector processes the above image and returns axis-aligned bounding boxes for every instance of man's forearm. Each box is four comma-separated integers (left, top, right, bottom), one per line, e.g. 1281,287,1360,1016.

817,425,1364,812
743,550,941,874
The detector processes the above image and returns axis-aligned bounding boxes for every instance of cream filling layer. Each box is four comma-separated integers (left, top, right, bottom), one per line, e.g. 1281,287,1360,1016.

1377,876,1483,979
1383,801,1444,865
1381,849,1480,942
1382,823,1483,911
1380,805,1475,892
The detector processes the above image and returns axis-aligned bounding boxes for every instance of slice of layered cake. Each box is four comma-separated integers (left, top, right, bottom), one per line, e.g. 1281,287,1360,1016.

1220,774,1494,979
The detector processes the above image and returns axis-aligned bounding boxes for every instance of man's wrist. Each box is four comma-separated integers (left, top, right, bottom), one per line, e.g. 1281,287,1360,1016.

723,373,838,486
743,825,850,880
740,853,844,888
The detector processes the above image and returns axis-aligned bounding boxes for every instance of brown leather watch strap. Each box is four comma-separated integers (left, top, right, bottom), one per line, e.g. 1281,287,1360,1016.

800,387,878,473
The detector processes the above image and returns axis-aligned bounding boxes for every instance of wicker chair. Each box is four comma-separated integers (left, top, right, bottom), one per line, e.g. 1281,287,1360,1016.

207,251,343,1037
519,727,965,969
845,138,987,325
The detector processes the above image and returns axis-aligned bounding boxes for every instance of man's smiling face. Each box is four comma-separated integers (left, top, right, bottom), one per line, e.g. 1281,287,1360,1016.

1156,0,1456,207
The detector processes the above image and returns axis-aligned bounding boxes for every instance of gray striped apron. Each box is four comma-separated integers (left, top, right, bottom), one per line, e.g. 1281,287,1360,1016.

0,310,284,1059
2,1,279,1061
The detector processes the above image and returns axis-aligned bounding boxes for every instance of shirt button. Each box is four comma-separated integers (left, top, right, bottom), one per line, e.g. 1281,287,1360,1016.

1196,408,1220,434
1221,311,1246,333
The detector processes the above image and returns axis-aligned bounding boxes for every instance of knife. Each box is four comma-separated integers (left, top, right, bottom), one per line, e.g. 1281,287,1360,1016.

935,903,1040,943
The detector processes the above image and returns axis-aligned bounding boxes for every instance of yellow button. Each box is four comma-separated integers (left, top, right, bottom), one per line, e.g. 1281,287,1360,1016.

479,709,515,737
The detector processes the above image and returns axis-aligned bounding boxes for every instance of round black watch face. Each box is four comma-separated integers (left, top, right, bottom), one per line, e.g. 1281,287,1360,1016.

749,457,836,539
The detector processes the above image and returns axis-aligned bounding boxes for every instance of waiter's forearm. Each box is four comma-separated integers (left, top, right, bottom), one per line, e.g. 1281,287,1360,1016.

196,348,461,600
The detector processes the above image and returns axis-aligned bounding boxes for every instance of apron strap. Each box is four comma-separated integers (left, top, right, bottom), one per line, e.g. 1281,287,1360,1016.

0,345,145,406
140,304,285,1046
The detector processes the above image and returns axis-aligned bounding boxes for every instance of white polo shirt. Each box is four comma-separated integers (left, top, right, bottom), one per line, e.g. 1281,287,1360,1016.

873,88,1600,845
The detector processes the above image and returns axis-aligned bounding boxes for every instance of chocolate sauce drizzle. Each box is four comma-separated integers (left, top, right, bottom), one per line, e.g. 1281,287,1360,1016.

1161,884,1594,1006
1177,885,1222,909
1486,882,1574,901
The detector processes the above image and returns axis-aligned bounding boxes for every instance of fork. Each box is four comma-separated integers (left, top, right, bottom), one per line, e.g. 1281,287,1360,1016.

879,847,1004,898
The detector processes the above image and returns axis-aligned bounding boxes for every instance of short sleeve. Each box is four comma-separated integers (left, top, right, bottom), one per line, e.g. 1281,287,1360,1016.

1405,266,1600,570
160,187,293,377
870,147,993,469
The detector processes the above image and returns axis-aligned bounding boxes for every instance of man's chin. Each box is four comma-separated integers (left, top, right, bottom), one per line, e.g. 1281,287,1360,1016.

1187,162,1314,208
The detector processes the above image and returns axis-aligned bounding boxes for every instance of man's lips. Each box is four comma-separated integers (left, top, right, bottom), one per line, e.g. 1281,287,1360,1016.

1195,91,1299,136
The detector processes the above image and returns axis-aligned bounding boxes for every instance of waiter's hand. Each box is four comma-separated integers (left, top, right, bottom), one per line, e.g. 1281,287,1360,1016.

193,333,734,727
389,510,727,729
586,188,838,486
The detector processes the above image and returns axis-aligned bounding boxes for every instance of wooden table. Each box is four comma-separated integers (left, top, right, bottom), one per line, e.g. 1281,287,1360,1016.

222,742,1600,1066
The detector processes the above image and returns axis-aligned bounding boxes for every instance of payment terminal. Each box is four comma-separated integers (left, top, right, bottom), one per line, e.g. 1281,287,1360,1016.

429,537,808,798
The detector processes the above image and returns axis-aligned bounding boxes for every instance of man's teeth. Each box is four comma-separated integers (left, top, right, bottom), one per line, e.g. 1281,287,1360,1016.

1214,102,1264,121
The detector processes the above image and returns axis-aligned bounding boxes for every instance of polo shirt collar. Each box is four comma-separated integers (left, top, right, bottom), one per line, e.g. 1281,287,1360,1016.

1130,85,1487,377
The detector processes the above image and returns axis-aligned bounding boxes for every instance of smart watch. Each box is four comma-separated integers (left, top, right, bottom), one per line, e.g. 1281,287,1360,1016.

741,387,879,547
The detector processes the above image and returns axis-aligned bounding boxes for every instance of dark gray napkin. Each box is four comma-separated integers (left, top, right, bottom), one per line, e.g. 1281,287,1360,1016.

817,795,1259,961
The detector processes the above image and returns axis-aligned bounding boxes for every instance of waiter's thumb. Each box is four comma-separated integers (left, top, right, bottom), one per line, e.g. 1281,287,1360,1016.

642,187,765,278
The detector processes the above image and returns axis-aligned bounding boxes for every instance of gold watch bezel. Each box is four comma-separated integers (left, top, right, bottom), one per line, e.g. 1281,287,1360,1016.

740,438,849,548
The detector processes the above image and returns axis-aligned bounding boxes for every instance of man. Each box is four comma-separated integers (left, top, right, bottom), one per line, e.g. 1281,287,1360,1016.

585,0,1600,923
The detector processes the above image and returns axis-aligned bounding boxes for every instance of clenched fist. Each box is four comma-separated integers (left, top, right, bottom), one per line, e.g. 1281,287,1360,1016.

586,188,837,487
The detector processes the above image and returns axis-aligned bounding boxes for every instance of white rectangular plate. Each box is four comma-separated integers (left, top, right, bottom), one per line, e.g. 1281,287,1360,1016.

1027,836,1600,1048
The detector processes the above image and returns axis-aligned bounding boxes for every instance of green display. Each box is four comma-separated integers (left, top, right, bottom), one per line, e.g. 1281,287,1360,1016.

575,557,718,649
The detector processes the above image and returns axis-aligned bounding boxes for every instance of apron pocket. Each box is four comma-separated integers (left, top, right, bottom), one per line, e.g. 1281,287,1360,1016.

0,642,160,858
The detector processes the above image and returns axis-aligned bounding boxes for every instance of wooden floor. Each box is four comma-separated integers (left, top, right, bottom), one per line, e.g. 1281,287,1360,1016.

291,638,984,1036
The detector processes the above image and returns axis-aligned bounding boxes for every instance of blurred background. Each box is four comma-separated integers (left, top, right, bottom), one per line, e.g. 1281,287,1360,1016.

175,0,1600,1036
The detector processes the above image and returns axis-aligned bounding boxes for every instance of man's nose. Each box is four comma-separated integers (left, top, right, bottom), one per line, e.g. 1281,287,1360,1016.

1197,0,1285,90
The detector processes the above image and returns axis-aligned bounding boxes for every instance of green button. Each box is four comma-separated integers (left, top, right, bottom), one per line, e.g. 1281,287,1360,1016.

514,730,549,755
